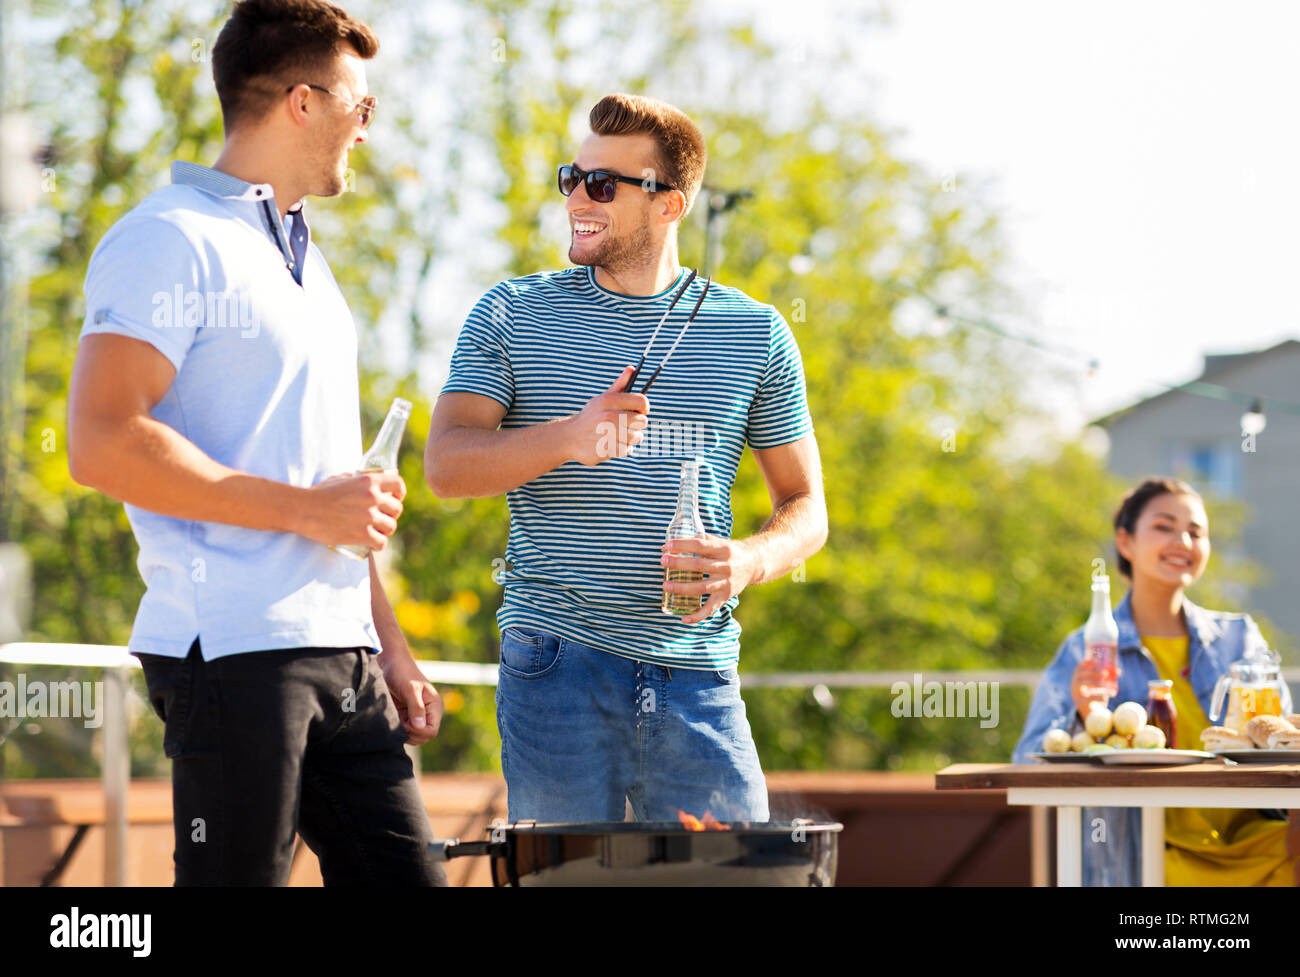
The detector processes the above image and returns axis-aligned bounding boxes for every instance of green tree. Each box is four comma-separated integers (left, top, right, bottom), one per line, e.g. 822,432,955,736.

6,0,1257,780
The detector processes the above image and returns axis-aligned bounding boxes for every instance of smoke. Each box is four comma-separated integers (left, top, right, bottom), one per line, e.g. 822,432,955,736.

766,791,836,826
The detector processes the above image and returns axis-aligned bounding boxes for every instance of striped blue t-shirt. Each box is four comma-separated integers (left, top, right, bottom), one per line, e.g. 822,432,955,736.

442,265,813,669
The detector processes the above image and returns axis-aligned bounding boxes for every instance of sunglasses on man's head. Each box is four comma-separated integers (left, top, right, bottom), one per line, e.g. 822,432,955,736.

557,164,676,203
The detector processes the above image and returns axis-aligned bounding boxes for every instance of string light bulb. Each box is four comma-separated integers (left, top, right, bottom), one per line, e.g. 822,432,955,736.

1241,399,1267,437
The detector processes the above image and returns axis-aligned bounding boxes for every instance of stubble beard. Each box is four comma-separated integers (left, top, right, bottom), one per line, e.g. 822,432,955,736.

320,153,349,197
320,168,346,196
569,212,656,278
305,136,350,198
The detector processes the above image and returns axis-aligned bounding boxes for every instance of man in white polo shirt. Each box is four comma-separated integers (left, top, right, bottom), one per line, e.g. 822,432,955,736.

67,0,444,885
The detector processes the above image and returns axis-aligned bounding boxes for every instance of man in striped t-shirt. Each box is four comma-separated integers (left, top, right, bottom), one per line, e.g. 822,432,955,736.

426,93,827,823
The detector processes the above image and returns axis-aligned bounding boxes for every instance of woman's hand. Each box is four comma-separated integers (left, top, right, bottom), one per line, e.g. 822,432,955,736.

1069,659,1109,720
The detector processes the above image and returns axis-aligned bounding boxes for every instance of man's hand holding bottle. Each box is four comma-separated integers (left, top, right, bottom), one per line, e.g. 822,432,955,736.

294,470,406,553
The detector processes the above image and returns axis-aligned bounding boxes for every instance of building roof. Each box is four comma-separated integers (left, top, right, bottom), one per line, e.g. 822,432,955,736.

1093,338,1300,428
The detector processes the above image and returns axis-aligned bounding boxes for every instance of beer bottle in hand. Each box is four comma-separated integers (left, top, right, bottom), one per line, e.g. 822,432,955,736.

663,459,705,616
332,397,412,560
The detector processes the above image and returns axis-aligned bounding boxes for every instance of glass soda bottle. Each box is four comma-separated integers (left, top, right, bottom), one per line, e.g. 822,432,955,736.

662,459,705,616
1071,573,1121,712
1146,679,1177,748
331,397,412,560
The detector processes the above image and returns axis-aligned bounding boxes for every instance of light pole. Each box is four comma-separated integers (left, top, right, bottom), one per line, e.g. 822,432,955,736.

701,186,753,277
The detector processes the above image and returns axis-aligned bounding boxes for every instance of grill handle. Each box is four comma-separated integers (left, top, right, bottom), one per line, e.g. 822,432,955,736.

429,838,500,862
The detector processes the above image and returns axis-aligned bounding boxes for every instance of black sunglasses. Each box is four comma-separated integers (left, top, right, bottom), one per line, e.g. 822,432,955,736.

557,164,676,203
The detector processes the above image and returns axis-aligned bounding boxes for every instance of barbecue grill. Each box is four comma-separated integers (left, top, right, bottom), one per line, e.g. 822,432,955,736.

431,819,843,886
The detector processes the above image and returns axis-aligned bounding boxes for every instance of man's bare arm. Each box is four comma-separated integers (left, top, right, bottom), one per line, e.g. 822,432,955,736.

369,556,442,743
424,366,649,499
68,333,403,551
423,392,569,499
660,433,827,624
740,434,829,585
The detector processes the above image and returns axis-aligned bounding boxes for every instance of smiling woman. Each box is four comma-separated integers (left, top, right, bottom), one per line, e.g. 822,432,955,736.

1013,476,1298,886
1113,478,1209,589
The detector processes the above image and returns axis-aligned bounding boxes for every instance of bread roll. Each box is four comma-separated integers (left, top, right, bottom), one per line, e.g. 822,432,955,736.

1284,714,1300,729
1267,729,1300,750
1245,715,1295,749
1201,726,1253,751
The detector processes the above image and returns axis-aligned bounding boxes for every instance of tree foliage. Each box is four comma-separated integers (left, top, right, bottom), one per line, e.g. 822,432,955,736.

6,0,1252,777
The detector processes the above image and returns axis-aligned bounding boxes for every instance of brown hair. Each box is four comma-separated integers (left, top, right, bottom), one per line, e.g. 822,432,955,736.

212,0,378,132
589,94,707,216
1113,477,1203,578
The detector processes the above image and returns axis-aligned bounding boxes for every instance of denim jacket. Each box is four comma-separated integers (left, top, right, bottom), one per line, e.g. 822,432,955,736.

1011,591,1292,885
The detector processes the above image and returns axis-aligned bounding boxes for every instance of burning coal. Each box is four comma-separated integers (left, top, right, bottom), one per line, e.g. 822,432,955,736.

677,809,731,831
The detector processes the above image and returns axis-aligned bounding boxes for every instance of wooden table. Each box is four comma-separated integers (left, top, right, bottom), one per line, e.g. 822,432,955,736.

935,761,1300,886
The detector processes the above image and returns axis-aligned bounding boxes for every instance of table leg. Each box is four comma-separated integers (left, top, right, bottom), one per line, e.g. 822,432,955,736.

1056,806,1082,887
103,666,129,887
1141,806,1165,887
1030,805,1049,887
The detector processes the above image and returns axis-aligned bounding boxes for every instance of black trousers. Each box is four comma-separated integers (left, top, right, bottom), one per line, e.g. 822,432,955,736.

136,640,446,886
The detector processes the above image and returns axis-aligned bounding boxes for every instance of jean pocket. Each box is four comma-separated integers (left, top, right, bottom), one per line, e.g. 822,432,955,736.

499,627,565,680
713,667,739,685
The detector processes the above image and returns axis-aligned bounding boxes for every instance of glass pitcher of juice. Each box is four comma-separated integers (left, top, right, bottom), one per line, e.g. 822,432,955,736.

1210,644,1289,732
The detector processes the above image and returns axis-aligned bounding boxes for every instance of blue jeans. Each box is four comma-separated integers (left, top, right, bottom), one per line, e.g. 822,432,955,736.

495,626,770,822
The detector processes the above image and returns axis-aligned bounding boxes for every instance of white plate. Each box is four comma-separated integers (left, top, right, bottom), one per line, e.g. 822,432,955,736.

1212,749,1300,764
1029,752,1100,763
1096,749,1218,765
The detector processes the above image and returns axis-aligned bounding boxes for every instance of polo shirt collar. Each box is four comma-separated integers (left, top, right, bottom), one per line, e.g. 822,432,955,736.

172,160,279,204
171,160,310,286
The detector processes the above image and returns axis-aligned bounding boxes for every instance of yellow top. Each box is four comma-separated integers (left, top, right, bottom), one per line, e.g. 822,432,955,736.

1142,634,1294,886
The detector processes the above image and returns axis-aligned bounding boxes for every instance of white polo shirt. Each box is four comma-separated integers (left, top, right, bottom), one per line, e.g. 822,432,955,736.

79,160,378,660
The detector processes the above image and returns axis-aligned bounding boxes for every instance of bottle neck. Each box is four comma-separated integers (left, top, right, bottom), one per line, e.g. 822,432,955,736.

364,408,410,468
1090,586,1112,619
670,466,702,532
1085,583,1118,648
675,483,699,518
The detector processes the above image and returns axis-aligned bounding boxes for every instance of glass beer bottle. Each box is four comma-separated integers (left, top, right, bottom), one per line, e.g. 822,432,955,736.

662,459,705,616
1071,573,1121,711
331,397,412,560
